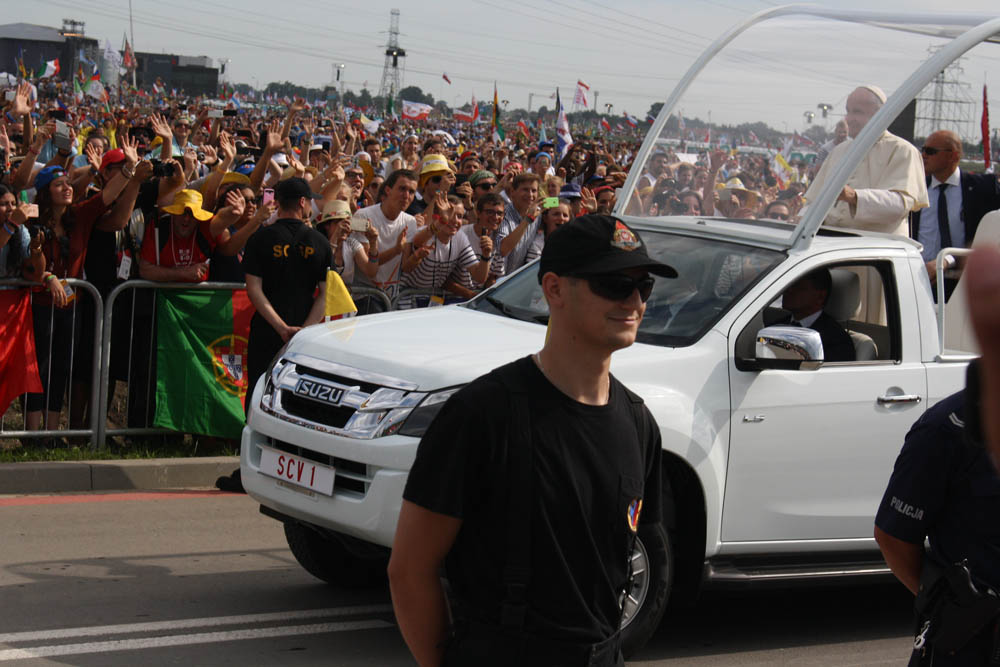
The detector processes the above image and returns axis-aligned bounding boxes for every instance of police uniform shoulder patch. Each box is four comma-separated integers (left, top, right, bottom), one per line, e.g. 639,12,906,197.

627,497,643,532
611,221,641,252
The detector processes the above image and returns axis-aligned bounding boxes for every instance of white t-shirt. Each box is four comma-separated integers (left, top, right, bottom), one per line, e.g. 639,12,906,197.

353,203,417,298
334,236,363,285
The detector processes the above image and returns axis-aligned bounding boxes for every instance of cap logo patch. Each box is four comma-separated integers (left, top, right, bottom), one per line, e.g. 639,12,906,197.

611,221,641,252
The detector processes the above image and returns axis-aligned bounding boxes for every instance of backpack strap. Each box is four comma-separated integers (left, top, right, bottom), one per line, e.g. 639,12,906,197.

491,361,534,633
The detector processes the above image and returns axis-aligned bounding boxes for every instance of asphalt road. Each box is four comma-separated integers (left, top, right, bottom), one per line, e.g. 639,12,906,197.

0,491,915,666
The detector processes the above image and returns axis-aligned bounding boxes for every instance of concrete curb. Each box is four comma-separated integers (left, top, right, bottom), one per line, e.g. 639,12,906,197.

0,456,240,494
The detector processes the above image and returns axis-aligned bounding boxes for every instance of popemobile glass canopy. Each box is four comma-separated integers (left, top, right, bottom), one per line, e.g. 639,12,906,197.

616,5,1000,252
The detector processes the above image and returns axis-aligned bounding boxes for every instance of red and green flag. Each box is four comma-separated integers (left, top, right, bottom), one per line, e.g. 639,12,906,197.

0,290,43,415
154,290,255,438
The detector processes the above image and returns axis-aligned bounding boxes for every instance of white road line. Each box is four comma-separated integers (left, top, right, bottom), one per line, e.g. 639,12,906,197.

0,620,391,661
0,604,393,643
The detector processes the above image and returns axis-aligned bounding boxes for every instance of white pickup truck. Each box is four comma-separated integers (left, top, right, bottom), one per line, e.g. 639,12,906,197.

241,7,994,654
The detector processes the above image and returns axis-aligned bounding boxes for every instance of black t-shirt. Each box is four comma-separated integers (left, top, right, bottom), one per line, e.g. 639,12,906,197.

403,356,662,644
875,391,1000,589
242,217,332,331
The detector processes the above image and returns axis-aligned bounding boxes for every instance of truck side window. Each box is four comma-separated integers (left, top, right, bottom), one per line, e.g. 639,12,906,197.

739,261,900,365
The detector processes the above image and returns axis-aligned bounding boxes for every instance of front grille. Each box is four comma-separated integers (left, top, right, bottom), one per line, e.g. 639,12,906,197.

280,392,356,429
294,364,381,395
268,438,372,496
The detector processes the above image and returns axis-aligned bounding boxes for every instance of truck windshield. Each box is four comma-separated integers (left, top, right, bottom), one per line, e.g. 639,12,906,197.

469,230,783,347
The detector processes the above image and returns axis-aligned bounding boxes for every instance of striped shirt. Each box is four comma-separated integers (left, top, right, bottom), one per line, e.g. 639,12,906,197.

399,233,479,309
498,202,541,275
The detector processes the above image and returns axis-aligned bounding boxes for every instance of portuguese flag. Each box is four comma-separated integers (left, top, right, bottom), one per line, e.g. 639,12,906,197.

0,290,43,415
153,290,255,438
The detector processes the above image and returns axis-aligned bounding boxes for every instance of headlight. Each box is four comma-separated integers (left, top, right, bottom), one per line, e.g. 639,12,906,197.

396,387,463,437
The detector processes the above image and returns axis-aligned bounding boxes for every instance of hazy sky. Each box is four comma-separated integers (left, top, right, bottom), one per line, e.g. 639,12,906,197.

16,0,1000,138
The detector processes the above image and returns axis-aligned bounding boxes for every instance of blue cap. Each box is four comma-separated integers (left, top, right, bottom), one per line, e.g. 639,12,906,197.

235,162,255,176
559,182,582,199
538,139,555,149
535,151,552,161
35,166,67,191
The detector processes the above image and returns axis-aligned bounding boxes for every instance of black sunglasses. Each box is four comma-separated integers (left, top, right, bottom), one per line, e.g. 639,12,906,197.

577,273,655,302
429,175,444,184
476,182,496,189
921,146,952,156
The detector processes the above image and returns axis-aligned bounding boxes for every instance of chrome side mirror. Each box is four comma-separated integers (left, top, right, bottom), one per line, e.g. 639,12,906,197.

754,325,824,370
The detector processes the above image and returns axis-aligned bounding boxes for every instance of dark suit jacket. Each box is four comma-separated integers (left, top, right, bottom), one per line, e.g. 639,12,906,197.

810,312,856,362
909,170,1000,245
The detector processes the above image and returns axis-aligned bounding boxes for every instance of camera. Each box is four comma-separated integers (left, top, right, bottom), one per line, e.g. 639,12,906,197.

150,161,177,178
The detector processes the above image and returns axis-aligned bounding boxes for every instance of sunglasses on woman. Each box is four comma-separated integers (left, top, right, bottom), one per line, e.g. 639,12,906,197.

575,273,655,302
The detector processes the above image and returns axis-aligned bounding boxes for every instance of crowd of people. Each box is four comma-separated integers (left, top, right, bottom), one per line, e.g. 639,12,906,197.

0,78,990,438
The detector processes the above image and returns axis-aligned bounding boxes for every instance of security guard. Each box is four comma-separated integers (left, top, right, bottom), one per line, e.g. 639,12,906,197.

243,177,331,405
389,215,673,666
875,370,1000,666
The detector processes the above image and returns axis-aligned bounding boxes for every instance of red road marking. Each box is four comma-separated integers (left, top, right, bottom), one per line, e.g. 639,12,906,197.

0,490,243,507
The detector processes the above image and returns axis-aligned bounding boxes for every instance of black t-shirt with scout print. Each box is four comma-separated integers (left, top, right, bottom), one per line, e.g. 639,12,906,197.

403,356,662,644
242,217,332,330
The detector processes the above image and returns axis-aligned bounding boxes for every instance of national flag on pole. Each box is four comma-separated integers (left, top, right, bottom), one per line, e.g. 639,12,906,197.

153,290,255,438
616,123,624,131
401,99,433,120
39,59,60,79
454,96,478,123
748,130,760,145
442,72,451,85
623,112,638,128
122,37,136,69
573,80,589,108
86,78,109,102
517,119,531,139
73,77,84,102
538,121,548,144
555,88,573,158
677,113,685,132
492,83,505,142
600,118,611,132
983,84,992,173
771,152,796,189
17,49,27,79
0,291,43,416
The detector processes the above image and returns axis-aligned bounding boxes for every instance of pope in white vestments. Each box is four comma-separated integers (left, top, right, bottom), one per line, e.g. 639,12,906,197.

804,85,929,322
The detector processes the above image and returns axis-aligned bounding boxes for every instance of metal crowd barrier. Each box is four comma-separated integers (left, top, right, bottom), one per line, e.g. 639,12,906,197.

1,278,447,451
95,280,248,449
392,287,470,310
0,278,104,449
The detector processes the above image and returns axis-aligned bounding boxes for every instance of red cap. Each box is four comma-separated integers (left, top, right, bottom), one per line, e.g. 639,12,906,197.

100,148,126,171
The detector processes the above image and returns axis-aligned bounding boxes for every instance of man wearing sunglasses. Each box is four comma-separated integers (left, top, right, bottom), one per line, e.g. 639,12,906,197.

908,130,1000,302
390,215,673,667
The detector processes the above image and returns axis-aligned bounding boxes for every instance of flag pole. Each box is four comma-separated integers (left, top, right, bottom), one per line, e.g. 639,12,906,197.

128,0,137,88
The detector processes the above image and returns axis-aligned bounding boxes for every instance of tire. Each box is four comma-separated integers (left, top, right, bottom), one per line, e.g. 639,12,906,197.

619,521,673,657
283,521,388,589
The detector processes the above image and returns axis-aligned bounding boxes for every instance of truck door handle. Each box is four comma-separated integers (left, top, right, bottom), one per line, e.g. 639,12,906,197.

742,414,765,423
877,394,922,405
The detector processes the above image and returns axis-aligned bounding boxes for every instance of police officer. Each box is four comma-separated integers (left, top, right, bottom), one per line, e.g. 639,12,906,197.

874,375,1000,666
388,215,674,666
243,177,331,403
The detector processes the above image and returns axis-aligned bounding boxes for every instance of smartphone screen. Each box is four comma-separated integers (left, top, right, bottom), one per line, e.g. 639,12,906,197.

543,197,560,208
261,189,274,206
349,216,369,232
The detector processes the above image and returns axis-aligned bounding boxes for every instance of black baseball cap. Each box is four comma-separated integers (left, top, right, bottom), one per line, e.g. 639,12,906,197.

538,214,677,281
274,177,322,203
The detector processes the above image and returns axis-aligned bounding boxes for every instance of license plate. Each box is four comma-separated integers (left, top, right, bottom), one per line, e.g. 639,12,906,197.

258,445,335,496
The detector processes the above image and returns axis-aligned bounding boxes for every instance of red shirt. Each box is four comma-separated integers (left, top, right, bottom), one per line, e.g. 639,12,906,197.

43,193,108,280
141,219,220,278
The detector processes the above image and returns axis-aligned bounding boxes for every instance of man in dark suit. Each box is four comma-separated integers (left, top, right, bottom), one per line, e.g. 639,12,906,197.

909,130,1000,301
781,268,856,362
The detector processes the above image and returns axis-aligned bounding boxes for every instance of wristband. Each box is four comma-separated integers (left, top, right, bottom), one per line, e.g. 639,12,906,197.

122,165,136,179
480,254,492,261
3,222,15,235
